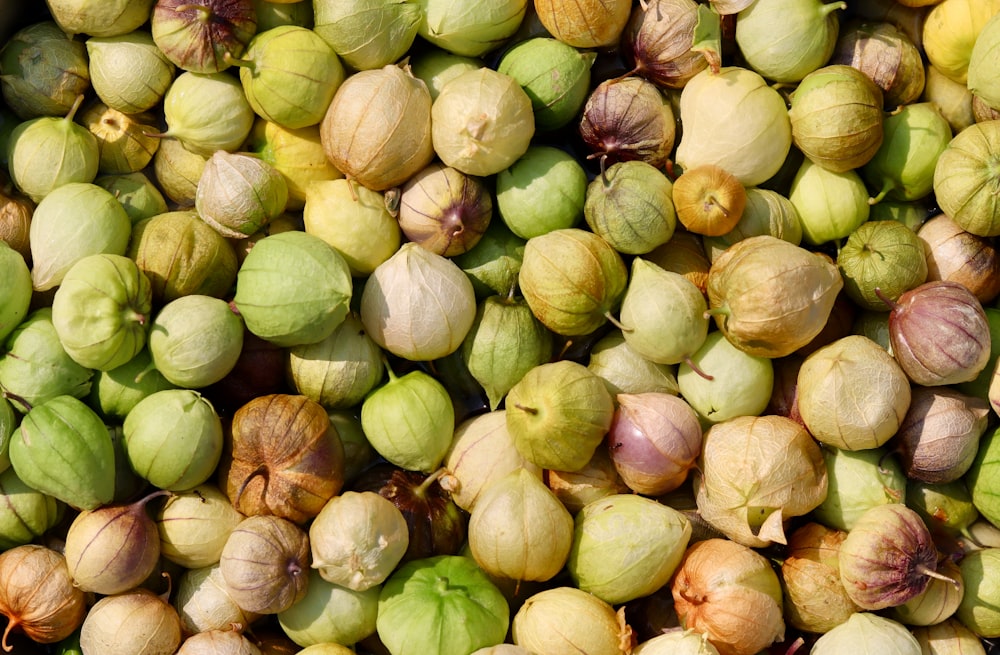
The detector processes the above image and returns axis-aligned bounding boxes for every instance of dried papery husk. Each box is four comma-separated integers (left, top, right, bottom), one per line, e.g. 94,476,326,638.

159,71,255,156
175,564,261,635
547,446,629,515
912,618,987,655
313,0,421,71
933,119,1000,238
63,489,170,595
568,494,691,604
579,76,675,170
622,0,708,89
587,330,680,398
512,585,630,655
891,558,964,626
80,588,182,655
918,214,1000,304
706,235,843,358
693,414,827,548
156,483,245,569
897,386,990,484
431,67,534,177
86,30,177,114
642,228,711,294
780,522,860,633
607,392,702,496
177,628,262,655
151,0,257,74
796,334,911,450
359,241,476,360
506,360,615,473
223,394,344,524
219,515,311,615
518,227,627,337
839,504,949,611
671,538,785,655
788,64,885,173
308,490,408,591
461,295,553,411
80,100,161,175
321,64,434,191
702,188,801,262
533,0,632,48
830,20,926,108
469,467,574,583
810,612,921,655
672,164,746,236
884,281,992,386
0,545,86,649
470,646,534,655
399,161,492,257
973,94,1000,123
837,219,928,311
0,22,90,120
0,185,33,264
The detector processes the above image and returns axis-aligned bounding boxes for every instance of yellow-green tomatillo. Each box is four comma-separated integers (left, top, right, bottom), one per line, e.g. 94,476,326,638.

148,295,244,389
86,30,176,114
313,0,421,71
360,364,454,474
123,389,223,491
51,253,152,371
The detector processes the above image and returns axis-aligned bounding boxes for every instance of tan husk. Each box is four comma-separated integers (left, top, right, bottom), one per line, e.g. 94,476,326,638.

0,545,86,649
219,515,311,615
222,394,345,524
896,386,990,484
320,64,434,191
79,589,182,655
533,0,632,48
918,213,1000,304
671,538,785,655
175,564,262,635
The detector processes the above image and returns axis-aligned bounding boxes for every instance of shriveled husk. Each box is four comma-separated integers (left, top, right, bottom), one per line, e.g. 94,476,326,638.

830,20,926,108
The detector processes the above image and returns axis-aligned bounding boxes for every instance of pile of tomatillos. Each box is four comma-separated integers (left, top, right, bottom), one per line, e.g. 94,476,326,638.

4,0,1000,654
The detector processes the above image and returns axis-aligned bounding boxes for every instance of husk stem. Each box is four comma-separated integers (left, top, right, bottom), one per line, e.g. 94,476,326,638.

916,563,961,589
873,286,901,311
605,311,631,333
2,391,30,413
414,467,447,497
64,94,85,124
868,181,895,205
682,353,713,381
222,51,256,73
175,4,214,23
